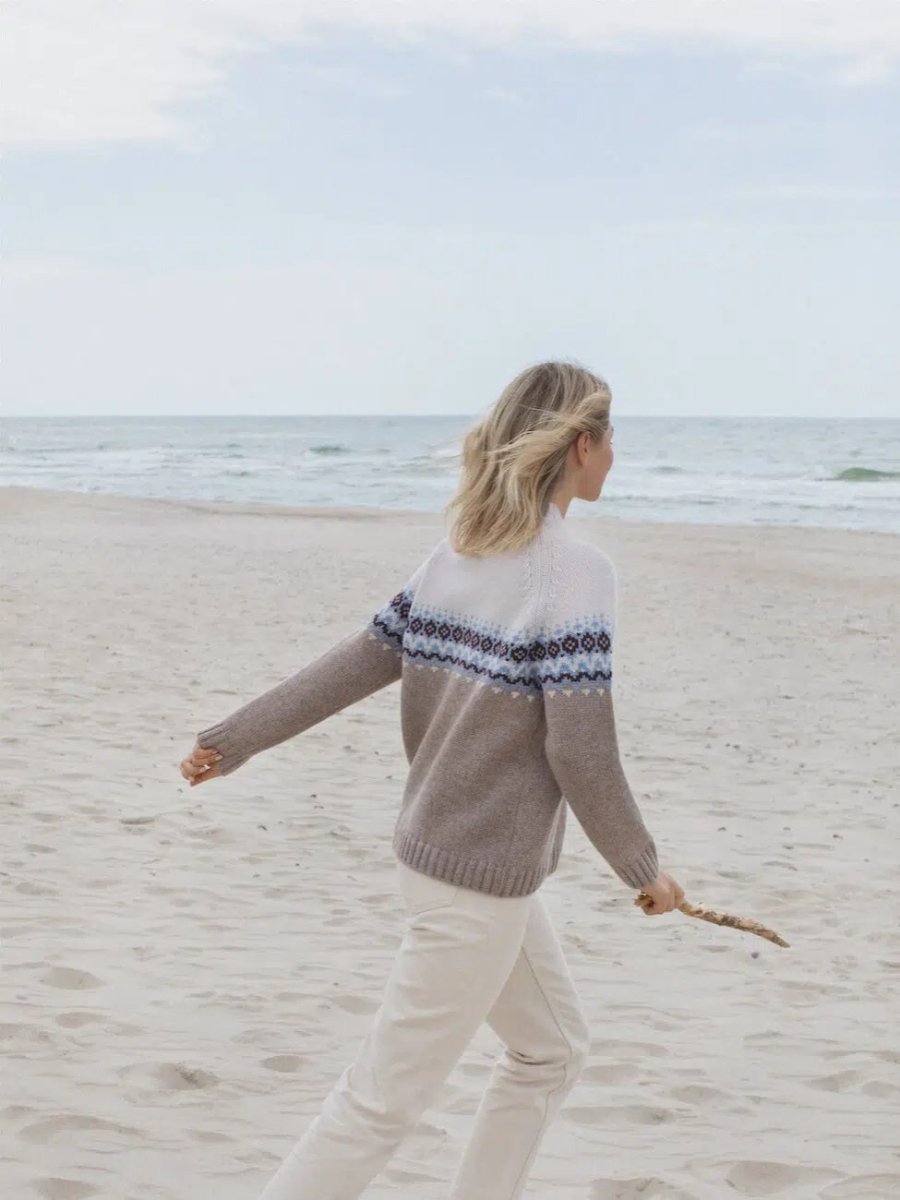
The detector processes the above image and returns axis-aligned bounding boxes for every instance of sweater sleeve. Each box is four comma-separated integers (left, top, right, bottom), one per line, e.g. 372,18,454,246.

194,553,430,776
539,547,660,889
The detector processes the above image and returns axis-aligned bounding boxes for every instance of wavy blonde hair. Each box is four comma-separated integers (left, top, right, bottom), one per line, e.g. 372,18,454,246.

444,360,613,556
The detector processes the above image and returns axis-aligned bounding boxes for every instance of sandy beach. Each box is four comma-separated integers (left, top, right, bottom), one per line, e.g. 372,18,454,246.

2,483,898,1200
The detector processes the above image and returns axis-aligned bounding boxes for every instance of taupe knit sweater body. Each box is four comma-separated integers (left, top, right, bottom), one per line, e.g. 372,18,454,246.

196,502,660,898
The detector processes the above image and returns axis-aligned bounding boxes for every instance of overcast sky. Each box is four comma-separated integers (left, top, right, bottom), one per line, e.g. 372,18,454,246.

2,1,897,418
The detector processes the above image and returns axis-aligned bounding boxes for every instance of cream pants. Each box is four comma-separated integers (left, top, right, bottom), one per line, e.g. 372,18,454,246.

255,859,591,1200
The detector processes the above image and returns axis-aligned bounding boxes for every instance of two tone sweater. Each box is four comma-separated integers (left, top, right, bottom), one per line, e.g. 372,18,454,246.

195,501,660,898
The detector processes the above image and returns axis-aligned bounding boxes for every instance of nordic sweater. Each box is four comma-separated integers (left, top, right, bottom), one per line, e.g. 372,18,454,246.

195,501,660,898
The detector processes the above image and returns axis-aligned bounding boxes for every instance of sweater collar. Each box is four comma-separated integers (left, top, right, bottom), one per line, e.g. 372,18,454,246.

539,500,573,542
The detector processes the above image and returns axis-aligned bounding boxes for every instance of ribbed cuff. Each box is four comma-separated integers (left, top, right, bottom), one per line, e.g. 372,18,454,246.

195,721,250,777
614,841,660,889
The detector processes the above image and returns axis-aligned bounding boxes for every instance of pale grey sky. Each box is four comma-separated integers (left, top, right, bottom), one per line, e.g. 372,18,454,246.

2,2,897,417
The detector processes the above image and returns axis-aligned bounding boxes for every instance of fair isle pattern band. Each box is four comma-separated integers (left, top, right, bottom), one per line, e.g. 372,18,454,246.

367,589,614,697
369,587,414,649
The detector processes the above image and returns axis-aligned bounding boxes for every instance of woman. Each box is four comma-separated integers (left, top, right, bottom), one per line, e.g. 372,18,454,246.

180,360,685,1200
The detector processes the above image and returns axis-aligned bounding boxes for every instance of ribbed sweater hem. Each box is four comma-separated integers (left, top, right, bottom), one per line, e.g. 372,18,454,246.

392,826,562,898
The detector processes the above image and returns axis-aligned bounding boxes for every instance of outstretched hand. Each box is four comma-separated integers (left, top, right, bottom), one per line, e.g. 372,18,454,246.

180,743,223,787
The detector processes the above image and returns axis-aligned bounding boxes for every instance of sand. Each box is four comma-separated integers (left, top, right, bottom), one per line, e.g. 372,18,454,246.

2,484,898,1200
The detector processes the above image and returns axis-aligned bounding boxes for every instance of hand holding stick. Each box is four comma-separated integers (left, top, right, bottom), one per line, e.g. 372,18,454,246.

634,891,790,948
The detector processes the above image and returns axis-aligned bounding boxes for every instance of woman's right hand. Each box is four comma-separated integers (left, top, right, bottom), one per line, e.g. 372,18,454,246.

637,870,685,915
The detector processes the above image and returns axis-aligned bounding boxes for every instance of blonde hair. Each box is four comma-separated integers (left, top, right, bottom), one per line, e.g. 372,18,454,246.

444,360,612,556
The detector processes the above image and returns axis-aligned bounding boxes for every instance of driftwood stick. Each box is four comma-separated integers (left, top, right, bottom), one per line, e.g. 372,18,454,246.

634,892,790,948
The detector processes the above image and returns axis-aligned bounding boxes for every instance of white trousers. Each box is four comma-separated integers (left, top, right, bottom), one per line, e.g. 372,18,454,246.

255,859,592,1200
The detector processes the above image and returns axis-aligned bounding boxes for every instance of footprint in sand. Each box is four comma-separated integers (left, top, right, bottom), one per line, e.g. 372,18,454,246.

2,1104,38,1119
116,1061,220,1091
54,1011,102,1028
860,1079,900,1098
260,1054,304,1073
186,1128,232,1143
565,1102,675,1127
725,1160,842,1195
41,966,103,990
20,1113,141,1145
331,993,380,1015
16,881,56,896
807,1068,863,1092
669,1083,731,1105
588,1177,694,1199
34,1180,98,1199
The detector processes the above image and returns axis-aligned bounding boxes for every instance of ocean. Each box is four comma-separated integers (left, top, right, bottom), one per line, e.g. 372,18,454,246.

1,414,898,534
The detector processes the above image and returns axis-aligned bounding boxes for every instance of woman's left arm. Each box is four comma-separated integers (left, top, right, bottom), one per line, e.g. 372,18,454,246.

193,556,430,776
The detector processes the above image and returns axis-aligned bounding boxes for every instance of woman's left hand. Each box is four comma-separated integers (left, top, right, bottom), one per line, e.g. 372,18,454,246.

180,743,223,787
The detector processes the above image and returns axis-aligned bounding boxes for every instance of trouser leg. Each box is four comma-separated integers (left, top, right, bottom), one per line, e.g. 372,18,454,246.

447,891,592,1200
